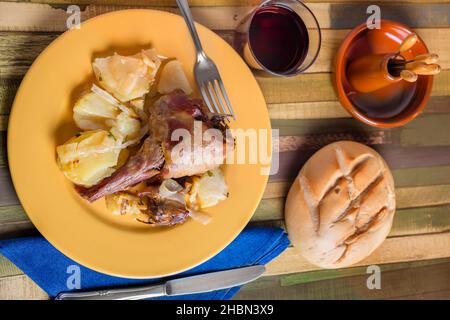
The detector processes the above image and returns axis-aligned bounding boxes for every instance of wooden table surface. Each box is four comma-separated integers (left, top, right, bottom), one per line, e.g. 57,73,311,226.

1,0,450,300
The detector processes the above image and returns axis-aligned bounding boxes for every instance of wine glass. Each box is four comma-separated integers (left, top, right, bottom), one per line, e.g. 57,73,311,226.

235,0,321,77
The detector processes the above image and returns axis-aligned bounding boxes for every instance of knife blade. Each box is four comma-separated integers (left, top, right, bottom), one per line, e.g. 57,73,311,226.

167,265,265,296
55,265,265,300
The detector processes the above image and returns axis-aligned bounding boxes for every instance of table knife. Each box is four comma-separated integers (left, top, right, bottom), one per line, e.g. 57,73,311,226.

55,265,265,300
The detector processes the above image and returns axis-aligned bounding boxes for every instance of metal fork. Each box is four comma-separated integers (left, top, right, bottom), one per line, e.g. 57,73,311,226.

176,0,236,120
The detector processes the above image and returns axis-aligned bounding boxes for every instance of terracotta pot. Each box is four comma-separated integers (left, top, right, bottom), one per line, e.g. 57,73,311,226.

334,20,433,128
347,53,401,93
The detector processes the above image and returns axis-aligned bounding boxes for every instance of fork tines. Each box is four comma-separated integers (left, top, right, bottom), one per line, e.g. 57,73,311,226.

199,78,236,120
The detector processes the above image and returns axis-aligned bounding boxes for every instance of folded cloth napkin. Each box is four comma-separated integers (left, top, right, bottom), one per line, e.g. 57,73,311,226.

0,227,289,300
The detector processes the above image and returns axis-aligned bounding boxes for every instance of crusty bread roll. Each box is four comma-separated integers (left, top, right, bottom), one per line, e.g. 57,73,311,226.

285,141,396,269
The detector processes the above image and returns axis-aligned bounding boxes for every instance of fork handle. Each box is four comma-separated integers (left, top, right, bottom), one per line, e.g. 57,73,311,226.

176,0,206,59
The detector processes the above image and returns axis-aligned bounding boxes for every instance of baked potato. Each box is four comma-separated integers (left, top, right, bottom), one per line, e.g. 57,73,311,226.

56,130,120,187
157,60,193,95
93,49,161,102
74,88,141,142
187,168,228,209
73,91,120,131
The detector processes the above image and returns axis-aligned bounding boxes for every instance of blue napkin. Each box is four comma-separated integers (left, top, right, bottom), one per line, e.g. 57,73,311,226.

0,227,289,300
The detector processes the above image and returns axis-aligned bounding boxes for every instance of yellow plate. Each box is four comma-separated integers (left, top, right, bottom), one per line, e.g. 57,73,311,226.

7,9,270,278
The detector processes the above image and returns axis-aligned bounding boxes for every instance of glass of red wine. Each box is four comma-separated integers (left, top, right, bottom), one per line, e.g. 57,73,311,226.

235,0,321,76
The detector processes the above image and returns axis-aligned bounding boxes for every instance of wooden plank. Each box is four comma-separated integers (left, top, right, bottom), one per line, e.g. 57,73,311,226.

219,28,450,75
254,202,450,237
0,3,241,33
401,114,450,147
1,0,240,6
0,220,36,240
279,258,450,287
0,0,449,301
372,146,450,170
0,169,19,206
0,32,57,79
3,186,450,239
1,27,450,78
3,147,450,202
396,185,450,209
393,165,450,187
0,274,48,300
236,258,450,300
259,181,450,209
0,205,36,240
0,132,6,167
272,115,450,179
1,203,450,271
269,101,348,120
274,145,450,181
268,96,450,120
8,128,448,179
278,131,392,152
258,70,450,105
1,2,450,31
0,253,21,278
1,183,449,224
327,184,450,211
1,223,450,297
0,204,26,222
2,69,450,119
391,206,450,237
2,251,450,300
3,97,450,133
265,232,450,276
264,166,450,199
391,289,450,300
0,78,18,115
0,3,252,32
3,0,450,7
2,80,449,126
0,81,450,138
263,181,291,199
318,3,450,29
272,114,450,141
306,28,450,74
2,195,450,245
0,115,8,131
3,87,450,144
0,201,448,243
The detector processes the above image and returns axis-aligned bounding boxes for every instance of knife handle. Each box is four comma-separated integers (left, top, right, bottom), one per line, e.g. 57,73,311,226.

55,284,166,300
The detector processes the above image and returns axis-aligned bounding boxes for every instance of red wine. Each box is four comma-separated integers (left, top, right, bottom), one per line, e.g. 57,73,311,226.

249,5,309,74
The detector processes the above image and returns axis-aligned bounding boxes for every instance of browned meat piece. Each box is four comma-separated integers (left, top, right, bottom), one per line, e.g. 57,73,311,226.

149,91,232,179
135,180,192,226
137,197,189,226
78,137,164,202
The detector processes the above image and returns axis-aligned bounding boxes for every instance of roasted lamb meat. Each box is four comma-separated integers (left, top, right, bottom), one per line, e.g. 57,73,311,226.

137,197,190,226
78,90,231,203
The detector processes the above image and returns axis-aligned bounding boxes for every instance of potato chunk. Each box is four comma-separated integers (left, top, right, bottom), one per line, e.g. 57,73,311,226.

93,49,161,102
157,60,193,95
56,130,120,187
74,89,141,142
73,92,120,131
109,111,141,142
187,168,228,209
